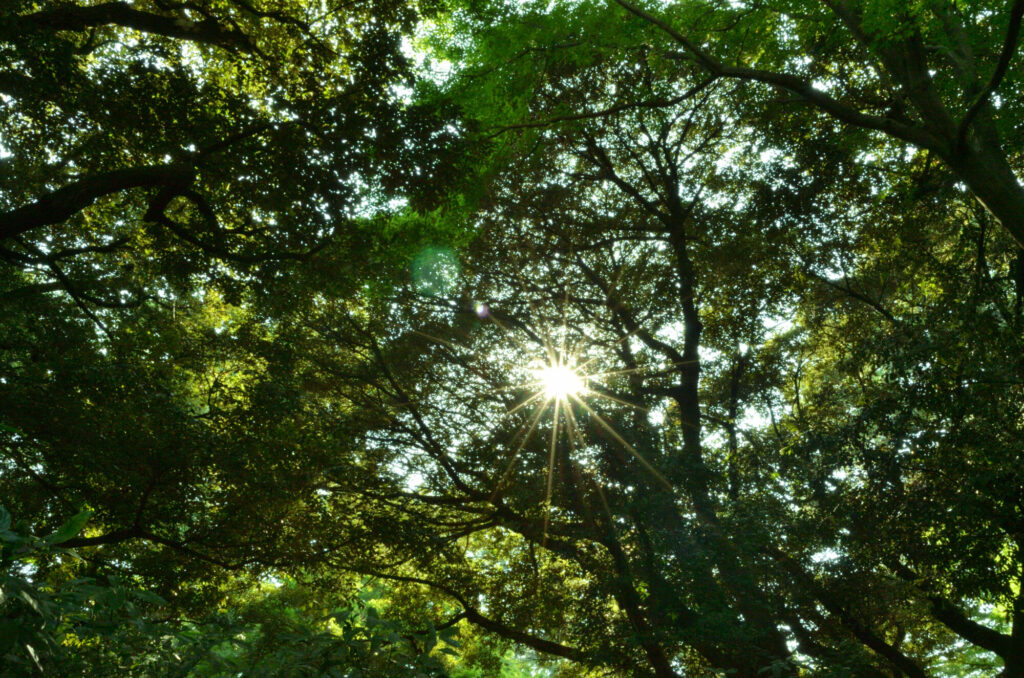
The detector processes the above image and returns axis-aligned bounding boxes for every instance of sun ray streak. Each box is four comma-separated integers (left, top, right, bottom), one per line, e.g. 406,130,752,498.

558,289,570,371
574,328,646,373
569,395,672,491
584,359,698,380
539,322,559,366
592,475,619,538
506,390,546,416
543,398,561,546
479,380,546,397
490,402,548,501
564,405,590,462
410,329,469,353
488,314,545,357
587,390,649,412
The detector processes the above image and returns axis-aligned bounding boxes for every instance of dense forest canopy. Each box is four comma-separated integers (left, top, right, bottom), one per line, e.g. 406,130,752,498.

2,0,1023,677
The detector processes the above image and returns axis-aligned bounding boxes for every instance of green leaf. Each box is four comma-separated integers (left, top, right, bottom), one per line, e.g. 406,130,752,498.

45,508,93,545
18,590,41,615
133,590,167,606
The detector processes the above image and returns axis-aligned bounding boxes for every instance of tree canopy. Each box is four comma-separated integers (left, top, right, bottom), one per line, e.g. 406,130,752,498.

2,1,1023,677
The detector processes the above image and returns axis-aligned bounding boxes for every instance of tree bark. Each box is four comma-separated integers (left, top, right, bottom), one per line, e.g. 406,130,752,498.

18,2,254,52
0,164,193,240
948,138,1024,249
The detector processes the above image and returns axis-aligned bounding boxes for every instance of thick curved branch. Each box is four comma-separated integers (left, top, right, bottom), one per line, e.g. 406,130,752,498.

20,2,254,52
891,562,1014,658
225,0,310,34
0,164,193,240
61,526,143,548
772,549,929,678
803,269,898,325
608,0,944,152
63,526,252,569
957,0,1024,147
366,571,590,663
487,77,715,139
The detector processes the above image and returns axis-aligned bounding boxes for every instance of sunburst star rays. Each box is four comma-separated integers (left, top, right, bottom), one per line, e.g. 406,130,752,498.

402,298,673,543
480,322,673,544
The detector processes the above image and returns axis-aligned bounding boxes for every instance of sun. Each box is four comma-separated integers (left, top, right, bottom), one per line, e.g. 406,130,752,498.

534,363,586,400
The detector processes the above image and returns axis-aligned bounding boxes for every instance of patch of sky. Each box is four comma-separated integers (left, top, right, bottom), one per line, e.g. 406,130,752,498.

404,470,425,491
811,547,840,563
702,429,728,449
403,30,454,88
765,313,794,333
738,404,770,430
715,144,744,172
698,345,722,363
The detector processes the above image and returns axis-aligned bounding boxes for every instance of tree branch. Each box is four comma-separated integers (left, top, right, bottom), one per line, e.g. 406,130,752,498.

486,77,716,139
891,562,1014,658
608,0,945,152
365,571,590,663
956,0,1024,149
20,2,255,52
0,164,193,240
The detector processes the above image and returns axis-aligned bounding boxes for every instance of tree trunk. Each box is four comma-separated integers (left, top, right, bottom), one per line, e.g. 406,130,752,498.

948,136,1024,250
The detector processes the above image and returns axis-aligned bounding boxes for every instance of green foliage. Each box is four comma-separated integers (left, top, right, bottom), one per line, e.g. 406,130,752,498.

180,581,453,678
3,0,1024,677
1,506,456,677
1,506,171,675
